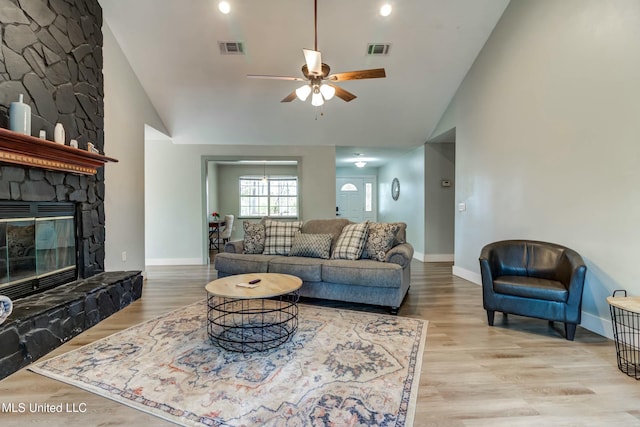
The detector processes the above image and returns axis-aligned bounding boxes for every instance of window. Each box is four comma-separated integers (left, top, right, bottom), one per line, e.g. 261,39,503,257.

240,177,298,217
365,183,372,212
340,183,358,192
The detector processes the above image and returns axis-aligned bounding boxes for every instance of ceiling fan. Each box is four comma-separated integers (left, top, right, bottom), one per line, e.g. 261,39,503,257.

247,0,386,107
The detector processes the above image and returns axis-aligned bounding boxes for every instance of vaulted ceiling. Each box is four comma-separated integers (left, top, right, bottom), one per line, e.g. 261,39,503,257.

100,0,509,165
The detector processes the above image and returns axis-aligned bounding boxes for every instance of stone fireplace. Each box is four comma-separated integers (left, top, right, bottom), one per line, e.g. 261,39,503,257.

1,0,107,275
0,1,143,380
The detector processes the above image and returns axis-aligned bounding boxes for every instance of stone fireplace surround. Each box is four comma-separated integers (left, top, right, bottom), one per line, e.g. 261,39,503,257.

0,1,143,380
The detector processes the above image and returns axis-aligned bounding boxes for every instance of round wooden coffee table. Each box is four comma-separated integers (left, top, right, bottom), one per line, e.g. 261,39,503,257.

205,273,302,352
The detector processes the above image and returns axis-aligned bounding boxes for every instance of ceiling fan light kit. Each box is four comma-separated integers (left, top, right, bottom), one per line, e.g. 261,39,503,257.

311,90,324,107
320,84,335,100
247,0,386,112
295,85,312,101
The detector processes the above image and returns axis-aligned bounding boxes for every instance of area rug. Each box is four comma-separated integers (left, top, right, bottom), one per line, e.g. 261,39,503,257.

29,300,427,426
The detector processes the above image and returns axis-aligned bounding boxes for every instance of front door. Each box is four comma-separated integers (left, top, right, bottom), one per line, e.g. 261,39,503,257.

336,177,376,223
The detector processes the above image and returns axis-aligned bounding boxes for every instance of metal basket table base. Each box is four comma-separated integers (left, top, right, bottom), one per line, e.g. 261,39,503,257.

207,292,299,353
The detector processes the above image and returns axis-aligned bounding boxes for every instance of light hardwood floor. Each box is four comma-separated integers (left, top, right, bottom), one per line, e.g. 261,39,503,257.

1,261,639,426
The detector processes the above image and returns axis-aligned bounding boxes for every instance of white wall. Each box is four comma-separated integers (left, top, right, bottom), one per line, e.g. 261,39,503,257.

379,145,426,257
102,22,168,273
445,0,640,338
145,142,336,265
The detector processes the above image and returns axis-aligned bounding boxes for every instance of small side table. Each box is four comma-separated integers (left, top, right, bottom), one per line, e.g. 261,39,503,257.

208,220,226,251
608,290,640,379
205,273,302,352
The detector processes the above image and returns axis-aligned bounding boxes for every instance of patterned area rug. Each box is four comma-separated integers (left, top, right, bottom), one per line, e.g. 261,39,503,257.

30,301,427,426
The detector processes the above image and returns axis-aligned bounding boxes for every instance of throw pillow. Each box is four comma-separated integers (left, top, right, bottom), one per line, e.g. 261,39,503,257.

243,221,265,254
288,232,333,259
331,221,369,260
263,219,303,255
364,222,400,262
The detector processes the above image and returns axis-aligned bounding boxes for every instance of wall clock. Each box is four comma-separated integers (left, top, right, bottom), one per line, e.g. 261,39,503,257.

391,178,400,200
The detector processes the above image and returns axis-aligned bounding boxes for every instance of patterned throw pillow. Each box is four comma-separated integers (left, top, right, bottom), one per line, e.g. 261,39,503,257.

243,221,265,254
263,219,303,255
288,232,333,259
331,221,369,260
364,222,400,262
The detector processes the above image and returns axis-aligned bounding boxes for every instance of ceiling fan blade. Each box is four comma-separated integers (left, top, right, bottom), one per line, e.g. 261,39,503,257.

331,85,357,102
247,74,305,81
281,91,298,102
303,49,323,76
328,68,386,81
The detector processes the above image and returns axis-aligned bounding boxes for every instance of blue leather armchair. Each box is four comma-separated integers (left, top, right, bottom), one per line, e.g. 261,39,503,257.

479,240,587,340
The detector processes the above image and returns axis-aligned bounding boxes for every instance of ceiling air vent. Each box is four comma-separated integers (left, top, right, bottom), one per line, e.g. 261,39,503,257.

366,43,391,56
218,41,245,55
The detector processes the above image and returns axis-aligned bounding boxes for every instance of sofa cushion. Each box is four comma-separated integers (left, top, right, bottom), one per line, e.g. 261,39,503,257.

392,222,407,245
322,258,402,289
214,253,277,275
268,256,324,282
363,222,400,262
331,221,369,260
301,218,351,251
263,219,303,255
494,275,568,302
243,221,266,254
289,232,332,259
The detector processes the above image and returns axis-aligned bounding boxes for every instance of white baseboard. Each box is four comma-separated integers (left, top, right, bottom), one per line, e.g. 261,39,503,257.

452,265,482,285
580,311,613,340
145,258,203,266
424,254,454,262
413,252,454,262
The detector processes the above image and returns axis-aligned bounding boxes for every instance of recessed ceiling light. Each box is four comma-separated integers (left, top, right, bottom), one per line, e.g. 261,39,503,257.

380,4,392,17
355,161,367,168
218,1,231,14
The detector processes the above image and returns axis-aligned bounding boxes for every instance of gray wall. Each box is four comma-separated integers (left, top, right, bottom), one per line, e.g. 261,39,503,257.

336,166,379,177
424,143,455,260
206,161,218,222
443,0,640,338
102,23,168,273
378,145,426,257
377,144,455,261
144,142,336,265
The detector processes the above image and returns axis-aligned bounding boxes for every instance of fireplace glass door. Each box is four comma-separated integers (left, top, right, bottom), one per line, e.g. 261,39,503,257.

0,216,76,286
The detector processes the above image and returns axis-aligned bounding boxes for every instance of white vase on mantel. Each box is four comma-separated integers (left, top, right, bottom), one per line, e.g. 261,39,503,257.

54,123,65,144
9,94,31,135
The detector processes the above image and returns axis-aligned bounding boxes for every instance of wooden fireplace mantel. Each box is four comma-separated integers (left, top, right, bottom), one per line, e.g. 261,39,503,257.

0,127,118,175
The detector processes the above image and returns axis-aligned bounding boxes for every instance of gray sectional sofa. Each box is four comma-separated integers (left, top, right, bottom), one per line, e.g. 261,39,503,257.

214,218,414,313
